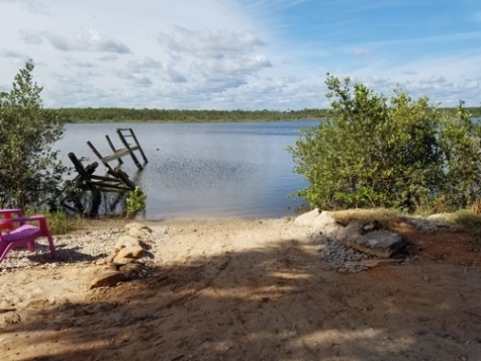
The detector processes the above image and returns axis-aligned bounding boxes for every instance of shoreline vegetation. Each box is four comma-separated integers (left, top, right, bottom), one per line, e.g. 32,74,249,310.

50,107,328,123
49,107,477,123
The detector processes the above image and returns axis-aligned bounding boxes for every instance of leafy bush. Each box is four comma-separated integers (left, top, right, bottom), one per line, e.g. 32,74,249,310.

289,75,481,213
126,187,146,218
0,61,65,209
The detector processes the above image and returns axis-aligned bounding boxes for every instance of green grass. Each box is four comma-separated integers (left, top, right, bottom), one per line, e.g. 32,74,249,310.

23,209,79,235
330,207,481,239
429,210,481,237
330,208,400,228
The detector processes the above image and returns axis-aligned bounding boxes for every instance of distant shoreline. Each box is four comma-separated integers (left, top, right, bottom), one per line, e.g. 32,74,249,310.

48,106,471,124
49,108,328,123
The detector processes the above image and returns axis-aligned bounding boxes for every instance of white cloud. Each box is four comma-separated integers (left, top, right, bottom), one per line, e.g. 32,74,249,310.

157,27,265,60
0,48,28,60
64,57,97,68
165,67,188,83
42,30,130,53
98,55,119,62
19,30,43,45
126,58,163,73
1,0,480,109
0,0,49,14
352,48,371,57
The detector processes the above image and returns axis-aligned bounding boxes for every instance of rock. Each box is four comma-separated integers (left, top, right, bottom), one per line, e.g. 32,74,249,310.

115,235,142,251
113,257,136,266
399,215,453,233
124,222,151,231
362,221,382,232
426,213,452,221
337,220,405,258
113,246,144,262
294,208,320,226
127,227,150,239
89,271,127,289
337,220,364,243
312,211,344,237
349,230,405,258
119,263,145,279
3,312,22,325
106,252,118,263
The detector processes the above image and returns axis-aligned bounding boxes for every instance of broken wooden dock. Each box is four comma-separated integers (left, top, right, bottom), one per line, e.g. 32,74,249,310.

87,128,148,172
60,128,148,216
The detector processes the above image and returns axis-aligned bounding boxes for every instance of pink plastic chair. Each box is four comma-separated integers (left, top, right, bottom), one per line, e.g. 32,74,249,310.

0,209,57,264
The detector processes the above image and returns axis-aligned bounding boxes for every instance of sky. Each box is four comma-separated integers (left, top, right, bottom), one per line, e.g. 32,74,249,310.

0,0,480,110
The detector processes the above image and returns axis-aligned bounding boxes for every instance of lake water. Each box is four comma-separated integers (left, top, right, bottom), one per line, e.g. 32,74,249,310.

55,121,318,220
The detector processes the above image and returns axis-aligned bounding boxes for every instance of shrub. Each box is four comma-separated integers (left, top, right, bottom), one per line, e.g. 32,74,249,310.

0,61,65,209
289,75,481,213
126,187,146,218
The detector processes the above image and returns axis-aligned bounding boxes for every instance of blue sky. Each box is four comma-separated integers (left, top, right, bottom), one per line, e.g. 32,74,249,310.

0,0,480,110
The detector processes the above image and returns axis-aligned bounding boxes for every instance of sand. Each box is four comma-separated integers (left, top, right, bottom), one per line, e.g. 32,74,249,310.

1,217,481,361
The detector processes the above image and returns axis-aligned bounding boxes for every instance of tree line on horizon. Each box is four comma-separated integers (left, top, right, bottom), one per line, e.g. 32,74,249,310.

49,107,330,123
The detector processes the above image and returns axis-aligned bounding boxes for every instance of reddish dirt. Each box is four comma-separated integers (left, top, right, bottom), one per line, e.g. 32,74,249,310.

1,219,480,361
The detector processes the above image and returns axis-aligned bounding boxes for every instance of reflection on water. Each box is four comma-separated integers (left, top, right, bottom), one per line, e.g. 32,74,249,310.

55,121,318,219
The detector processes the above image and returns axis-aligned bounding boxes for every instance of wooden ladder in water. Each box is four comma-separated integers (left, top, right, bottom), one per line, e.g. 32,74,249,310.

87,128,148,172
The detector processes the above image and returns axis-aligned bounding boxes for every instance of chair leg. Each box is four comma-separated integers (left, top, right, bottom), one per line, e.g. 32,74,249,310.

47,233,57,260
27,240,36,252
0,242,17,264
0,242,8,263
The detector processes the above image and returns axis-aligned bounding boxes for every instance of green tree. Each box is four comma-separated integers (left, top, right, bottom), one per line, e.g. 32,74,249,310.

437,101,481,210
0,61,65,209
289,75,479,213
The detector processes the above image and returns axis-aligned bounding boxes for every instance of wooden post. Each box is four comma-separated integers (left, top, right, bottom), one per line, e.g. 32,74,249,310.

116,128,143,170
106,135,123,165
119,128,148,164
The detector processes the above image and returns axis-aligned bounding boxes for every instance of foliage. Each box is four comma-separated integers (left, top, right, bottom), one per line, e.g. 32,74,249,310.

330,208,400,228
289,75,481,213
24,208,78,235
0,61,65,209
51,107,328,123
126,187,146,218
437,102,481,210
447,211,481,239
44,210,78,235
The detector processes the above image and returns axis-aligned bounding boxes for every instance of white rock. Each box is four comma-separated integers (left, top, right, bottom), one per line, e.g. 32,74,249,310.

127,227,150,239
312,211,344,237
294,208,320,226
115,235,142,251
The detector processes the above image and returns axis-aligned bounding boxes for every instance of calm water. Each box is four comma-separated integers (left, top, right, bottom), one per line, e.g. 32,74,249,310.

55,121,318,219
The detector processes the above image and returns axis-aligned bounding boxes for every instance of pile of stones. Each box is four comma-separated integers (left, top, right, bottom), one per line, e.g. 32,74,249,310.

89,222,154,289
295,209,407,273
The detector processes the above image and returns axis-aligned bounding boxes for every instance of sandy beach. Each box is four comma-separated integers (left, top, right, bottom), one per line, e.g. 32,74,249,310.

1,217,480,361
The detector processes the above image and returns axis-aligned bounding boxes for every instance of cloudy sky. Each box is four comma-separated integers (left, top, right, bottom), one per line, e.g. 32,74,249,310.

1,0,480,110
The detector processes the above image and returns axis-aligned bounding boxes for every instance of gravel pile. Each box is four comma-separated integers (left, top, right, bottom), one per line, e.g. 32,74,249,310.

310,234,373,273
0,225,173,274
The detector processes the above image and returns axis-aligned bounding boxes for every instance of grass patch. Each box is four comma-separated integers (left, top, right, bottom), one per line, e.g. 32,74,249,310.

436,211,481,237
23,209,80,235
44,211,80,235
330,208,400,228
331,207,481,239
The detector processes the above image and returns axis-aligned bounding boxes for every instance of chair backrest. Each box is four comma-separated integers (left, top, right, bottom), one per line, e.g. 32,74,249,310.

0,209,57,263
0,209,25,229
